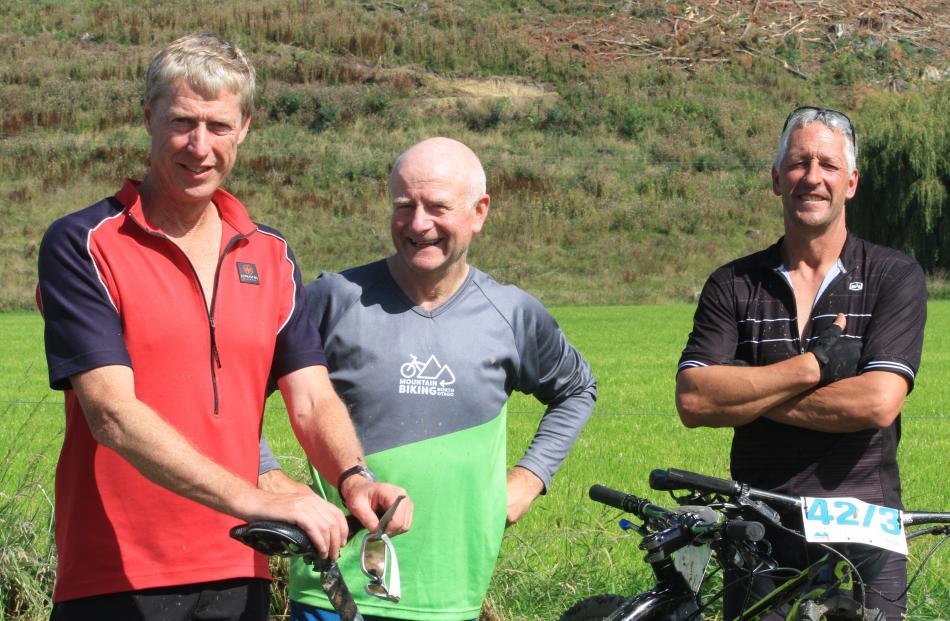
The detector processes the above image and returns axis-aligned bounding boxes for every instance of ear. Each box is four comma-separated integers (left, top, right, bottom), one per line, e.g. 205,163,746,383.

471,194,490,235
143,102,153,135
237,115,252,145
770,165,782,197
846,168,859,199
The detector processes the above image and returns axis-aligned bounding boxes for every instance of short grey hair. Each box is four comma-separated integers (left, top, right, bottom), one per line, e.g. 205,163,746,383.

465,161,487,209
774,107,857,175
145,32,256,120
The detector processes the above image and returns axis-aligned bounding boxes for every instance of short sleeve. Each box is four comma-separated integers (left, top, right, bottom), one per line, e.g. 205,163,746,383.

860,259,926,391
38,207,131,390
269,239,327,379
678,269,739,373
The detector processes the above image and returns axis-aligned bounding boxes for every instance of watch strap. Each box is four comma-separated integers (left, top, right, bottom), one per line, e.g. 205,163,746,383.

337,464,376,504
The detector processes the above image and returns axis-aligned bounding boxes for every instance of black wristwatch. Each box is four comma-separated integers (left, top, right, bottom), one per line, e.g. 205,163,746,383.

337,464,377,504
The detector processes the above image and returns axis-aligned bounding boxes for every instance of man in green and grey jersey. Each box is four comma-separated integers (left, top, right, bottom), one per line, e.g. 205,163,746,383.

271,137,597,620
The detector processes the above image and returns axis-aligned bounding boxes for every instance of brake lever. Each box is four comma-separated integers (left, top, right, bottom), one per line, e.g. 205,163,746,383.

735,495,782,525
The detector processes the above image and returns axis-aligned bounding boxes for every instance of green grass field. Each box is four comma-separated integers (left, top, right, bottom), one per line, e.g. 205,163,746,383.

3,305,949,619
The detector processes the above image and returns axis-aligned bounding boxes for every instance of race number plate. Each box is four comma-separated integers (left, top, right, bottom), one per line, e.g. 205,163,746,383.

801,497,907,555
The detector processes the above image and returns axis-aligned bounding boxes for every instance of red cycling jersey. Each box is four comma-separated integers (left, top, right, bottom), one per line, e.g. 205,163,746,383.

38,180,325,602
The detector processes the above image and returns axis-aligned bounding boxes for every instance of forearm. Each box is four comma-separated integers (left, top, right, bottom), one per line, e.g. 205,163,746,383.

506,466,545,526
73,366,260,518
675,355,821,428
764,371,908,432
259,468,313,495
278,366,365,487
517,390,595,490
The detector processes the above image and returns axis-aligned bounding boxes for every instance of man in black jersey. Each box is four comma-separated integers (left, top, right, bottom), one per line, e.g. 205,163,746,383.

676,107,926,620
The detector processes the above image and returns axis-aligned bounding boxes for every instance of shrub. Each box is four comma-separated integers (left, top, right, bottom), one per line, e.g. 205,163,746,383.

616,102,647,139
849,87,950,271
461,97,509,132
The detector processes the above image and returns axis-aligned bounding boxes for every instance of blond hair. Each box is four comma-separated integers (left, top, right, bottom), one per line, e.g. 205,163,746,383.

145,32,256,119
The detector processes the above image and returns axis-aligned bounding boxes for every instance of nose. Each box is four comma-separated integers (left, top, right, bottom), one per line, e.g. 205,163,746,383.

803,159,822,185
409,205,432,233
187,124,210,157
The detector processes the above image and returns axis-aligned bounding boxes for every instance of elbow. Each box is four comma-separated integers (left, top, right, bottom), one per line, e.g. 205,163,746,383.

858,381,906,430
675,391,709,428
82,405,125,449
864,400,901,430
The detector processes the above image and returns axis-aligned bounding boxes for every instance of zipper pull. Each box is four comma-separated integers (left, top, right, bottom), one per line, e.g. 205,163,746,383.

210,317,222,368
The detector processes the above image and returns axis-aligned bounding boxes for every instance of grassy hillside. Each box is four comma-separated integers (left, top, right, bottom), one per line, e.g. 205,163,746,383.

1,0,948,310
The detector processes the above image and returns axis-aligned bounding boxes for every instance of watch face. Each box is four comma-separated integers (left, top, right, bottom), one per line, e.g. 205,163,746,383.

338,465,377,500
358,466,377,482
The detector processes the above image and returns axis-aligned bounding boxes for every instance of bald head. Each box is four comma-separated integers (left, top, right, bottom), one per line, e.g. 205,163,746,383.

389,137,487,208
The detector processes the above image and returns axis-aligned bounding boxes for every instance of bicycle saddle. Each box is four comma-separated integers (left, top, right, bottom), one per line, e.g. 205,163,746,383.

230,521,316,558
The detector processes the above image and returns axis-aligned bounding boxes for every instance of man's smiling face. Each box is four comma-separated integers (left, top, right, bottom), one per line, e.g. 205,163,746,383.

772,122,858,233
388,149,488,282
143,79,250,210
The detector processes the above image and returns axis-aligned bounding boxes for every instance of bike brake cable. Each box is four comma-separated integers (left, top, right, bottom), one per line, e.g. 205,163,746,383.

885,530,950,603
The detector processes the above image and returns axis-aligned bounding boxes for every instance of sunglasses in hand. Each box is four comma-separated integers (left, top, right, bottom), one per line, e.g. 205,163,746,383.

359,495,405,602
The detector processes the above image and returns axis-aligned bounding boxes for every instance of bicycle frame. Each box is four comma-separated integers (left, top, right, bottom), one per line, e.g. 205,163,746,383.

728,553,882,621
651,468,950,621
563,470,950,621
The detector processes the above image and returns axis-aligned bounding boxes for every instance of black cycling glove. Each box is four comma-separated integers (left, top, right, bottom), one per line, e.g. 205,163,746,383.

807,324,863,386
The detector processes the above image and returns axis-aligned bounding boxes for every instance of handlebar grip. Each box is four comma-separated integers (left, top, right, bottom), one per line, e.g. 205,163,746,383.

724,520,765,542
650,468,741,496
590,484,641,512
903,511,950,526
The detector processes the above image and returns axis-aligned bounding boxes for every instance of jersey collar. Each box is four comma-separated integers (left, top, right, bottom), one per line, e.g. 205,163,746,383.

766,232,858,271
115,179,258,237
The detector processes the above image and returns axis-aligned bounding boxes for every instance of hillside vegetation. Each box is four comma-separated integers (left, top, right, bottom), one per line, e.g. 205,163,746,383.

1,0,948,310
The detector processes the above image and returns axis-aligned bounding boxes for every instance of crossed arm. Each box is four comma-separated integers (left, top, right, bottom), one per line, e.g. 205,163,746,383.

676,359,909,433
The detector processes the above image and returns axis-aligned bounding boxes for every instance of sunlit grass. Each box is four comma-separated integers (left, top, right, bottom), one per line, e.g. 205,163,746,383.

5,298,950,619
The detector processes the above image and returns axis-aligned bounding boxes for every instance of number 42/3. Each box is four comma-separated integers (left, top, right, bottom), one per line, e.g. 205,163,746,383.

801,496,907,554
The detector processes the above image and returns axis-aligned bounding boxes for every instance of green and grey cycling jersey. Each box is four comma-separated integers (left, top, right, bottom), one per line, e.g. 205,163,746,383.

269,259,596,620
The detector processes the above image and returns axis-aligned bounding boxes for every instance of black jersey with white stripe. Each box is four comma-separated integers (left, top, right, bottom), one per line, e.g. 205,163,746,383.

678,233,926,508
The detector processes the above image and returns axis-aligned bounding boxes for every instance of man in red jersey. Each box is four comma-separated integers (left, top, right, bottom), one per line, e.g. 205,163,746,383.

37,33,411,621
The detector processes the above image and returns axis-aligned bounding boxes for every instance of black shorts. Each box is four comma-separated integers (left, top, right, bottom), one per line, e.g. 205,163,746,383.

50,577,270,621
723,519,906,621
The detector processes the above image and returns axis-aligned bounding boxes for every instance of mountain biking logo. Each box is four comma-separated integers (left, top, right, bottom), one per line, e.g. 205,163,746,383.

398,354,456,398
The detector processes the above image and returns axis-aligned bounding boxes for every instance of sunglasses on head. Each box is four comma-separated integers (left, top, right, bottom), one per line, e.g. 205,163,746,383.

783,106,855,143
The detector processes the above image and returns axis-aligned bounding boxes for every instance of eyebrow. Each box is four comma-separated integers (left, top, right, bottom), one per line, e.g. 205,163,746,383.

785,147,846,161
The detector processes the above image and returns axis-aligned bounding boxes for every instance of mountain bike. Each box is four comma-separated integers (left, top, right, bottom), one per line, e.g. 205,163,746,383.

558,468,950,621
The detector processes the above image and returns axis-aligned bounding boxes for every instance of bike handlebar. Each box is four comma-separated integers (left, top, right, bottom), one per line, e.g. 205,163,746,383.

588,484,765,543
590,484,663,516
651,468,950,528
649,468,741,496
904,511,950,526
724,519,766,542
650,468,802,510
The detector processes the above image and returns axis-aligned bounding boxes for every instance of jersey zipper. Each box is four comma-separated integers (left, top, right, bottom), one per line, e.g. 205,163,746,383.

206,234,248,415
126,211,249,417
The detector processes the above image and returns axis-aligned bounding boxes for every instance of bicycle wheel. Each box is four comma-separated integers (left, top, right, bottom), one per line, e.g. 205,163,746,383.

558,594,628,620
